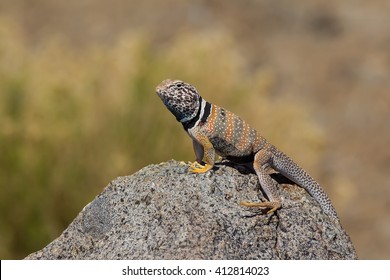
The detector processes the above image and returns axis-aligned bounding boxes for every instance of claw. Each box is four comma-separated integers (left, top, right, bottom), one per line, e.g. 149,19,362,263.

188,161,212,173
240,201,281,214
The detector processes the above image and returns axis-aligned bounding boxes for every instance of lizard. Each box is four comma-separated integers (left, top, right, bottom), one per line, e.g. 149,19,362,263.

156,79,340,222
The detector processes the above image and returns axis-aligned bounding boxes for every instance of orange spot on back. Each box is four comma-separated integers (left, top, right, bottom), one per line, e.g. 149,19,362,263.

208,105,217,131
225,112,233,141
237,122,250,150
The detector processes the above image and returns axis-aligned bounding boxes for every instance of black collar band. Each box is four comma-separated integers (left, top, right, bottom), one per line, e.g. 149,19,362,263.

182,98,212,131
200,101,211,124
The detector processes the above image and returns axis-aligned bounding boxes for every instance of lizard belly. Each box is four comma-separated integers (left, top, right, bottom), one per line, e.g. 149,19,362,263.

209,136,253,159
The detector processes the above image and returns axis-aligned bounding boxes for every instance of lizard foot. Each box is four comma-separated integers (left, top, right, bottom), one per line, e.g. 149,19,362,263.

240,201,281,214
188,161,212,174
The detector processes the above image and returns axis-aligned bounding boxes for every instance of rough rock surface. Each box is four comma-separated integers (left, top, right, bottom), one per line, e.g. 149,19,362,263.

25,160,357,260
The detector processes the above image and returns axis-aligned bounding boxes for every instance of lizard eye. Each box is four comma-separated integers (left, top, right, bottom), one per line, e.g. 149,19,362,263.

176,83,182,88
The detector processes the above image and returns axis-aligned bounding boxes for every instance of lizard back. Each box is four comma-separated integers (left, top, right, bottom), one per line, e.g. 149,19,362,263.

194,104,267,162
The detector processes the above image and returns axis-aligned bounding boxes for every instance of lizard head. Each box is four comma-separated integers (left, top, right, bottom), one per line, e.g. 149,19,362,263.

156,79,201,123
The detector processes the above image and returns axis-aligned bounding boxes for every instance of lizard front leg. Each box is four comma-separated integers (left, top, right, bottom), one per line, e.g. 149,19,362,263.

188,133,215,174
240,148,282,214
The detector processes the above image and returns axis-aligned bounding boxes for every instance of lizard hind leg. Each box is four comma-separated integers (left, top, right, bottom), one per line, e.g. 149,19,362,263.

240,148,282,214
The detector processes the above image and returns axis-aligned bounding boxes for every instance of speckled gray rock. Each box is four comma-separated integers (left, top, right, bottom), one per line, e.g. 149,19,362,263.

25,160,357,260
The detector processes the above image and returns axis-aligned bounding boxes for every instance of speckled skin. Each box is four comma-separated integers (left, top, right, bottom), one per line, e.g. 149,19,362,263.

156,79,339,221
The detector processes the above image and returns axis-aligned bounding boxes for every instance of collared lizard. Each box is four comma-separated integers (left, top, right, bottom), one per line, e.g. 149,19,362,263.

156,79,339,222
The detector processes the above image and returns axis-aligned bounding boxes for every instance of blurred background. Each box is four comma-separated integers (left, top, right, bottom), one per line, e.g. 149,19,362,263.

0,0,389,259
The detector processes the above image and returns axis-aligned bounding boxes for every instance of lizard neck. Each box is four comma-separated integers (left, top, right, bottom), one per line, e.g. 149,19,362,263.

182,97,212,131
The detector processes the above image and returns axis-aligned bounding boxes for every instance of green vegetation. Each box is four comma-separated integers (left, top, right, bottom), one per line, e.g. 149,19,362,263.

0,18,324,259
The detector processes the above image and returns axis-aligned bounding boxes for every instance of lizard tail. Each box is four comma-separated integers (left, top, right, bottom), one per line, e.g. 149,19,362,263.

271,147,339,221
